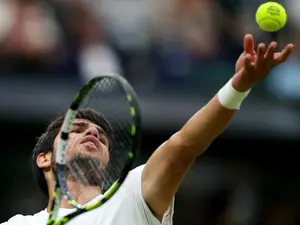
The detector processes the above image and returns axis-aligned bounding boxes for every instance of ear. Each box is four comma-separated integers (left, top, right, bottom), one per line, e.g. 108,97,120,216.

36,152,52,171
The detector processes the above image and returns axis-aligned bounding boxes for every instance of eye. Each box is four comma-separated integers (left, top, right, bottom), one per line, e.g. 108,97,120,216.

99,136,108,145
70,129,80,133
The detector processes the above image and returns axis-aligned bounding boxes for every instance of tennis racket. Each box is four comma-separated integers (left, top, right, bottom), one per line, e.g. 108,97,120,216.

46,74,141,225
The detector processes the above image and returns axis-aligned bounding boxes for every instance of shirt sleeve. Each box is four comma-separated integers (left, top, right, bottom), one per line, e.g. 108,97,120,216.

0,215,24,225
123,164,175,225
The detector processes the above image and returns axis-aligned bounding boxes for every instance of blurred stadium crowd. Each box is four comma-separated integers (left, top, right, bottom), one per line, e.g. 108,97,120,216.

1,0,300,225
0,0,299,98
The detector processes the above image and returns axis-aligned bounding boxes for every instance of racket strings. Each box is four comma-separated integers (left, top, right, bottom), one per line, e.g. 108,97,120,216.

64,77,135,197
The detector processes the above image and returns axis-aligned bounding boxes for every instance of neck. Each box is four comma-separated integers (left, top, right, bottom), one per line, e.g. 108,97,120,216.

47,182,102,212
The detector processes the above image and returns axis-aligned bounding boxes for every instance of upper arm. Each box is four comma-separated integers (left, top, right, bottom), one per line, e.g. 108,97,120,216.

141,132,196,218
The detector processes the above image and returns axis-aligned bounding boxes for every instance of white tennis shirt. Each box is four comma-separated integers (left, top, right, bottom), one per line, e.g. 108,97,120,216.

1,165,174,225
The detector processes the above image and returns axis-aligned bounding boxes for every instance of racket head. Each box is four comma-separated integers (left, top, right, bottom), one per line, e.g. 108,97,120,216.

47,74,141,225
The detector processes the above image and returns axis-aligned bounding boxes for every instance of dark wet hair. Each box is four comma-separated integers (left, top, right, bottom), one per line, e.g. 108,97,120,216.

32,108,112,197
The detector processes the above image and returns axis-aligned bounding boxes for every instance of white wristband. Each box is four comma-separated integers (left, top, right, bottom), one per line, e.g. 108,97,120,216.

217,79,251,110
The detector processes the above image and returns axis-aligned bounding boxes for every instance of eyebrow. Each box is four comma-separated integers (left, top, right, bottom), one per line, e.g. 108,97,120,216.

72,122,108,137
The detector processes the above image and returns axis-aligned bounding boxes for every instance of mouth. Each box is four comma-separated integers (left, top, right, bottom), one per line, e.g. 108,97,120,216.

80,136,101,151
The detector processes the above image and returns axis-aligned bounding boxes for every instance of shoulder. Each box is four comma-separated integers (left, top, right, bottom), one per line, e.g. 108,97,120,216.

119,164,174,225
129,164,145,178
123,164,145,189
3,210,48,225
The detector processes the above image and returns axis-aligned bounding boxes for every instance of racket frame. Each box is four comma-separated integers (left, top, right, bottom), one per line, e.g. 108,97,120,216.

46,74,141,225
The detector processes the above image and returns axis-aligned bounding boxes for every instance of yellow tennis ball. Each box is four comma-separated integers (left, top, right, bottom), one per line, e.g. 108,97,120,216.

255,2,287,32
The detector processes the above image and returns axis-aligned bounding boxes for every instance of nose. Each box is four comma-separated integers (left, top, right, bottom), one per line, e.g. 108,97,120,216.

85,126,100,139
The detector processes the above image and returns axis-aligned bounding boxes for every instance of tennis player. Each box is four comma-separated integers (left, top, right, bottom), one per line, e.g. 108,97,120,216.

1,34,293,225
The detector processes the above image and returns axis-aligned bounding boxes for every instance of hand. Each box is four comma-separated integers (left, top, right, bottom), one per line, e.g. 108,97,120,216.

232,34,294,92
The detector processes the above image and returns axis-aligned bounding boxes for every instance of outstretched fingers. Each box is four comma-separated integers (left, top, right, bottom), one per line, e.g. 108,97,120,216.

256,43,265,68
244,34,256,55
265,42,277,64
273,44,294,66
244,53,253,70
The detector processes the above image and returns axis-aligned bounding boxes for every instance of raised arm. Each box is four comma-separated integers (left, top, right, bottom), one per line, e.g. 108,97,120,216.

141,34,294,218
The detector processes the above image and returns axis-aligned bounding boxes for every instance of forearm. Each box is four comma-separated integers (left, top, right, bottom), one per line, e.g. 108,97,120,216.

178,95,236,156
176,73,252,157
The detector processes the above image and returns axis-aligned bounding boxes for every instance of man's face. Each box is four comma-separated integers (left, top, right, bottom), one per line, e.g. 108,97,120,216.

53,118,109,165
52,118,110,186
